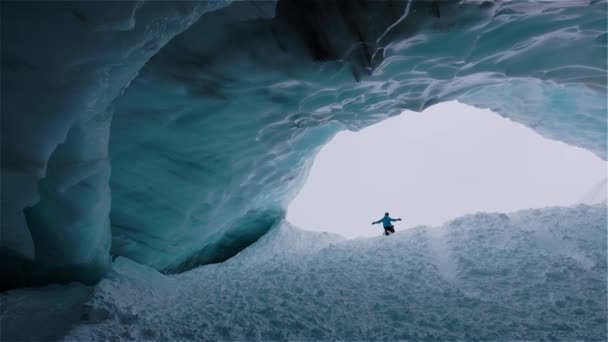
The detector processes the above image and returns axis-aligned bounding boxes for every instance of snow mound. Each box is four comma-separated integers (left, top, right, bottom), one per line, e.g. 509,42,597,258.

60,204,606,341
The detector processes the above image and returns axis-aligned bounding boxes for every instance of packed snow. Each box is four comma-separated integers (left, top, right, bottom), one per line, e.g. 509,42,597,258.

3,204,604,341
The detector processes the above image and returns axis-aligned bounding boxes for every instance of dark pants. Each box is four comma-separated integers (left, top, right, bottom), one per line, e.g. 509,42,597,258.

384,225,395,235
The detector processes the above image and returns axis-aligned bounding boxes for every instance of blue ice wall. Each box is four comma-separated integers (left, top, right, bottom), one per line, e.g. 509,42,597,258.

1,0,231,288
1,0,606,287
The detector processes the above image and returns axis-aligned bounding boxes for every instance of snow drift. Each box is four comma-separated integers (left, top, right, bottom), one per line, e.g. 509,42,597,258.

2,204,605,341
1,0,606,287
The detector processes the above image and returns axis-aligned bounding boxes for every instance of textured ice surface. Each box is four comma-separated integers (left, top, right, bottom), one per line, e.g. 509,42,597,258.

52,204,608,341
0,0,231,287
108,0,608,273
1,0,606,285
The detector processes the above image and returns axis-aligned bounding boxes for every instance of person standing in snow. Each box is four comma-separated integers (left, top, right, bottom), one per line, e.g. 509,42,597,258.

372,212,402,236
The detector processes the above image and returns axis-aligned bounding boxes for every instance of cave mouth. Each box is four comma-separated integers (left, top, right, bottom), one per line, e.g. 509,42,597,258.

287,101,607,238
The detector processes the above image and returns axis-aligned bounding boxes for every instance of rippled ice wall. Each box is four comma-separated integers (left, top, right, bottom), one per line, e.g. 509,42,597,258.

2,204,604,341
1,0,606,286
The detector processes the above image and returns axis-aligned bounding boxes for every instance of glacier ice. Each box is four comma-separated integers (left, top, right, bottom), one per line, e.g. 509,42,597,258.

2,204,604,340
1,0,232,287
0,0,606,286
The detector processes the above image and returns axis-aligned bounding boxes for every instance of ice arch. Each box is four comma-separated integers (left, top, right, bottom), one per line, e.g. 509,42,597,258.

1,0,606,287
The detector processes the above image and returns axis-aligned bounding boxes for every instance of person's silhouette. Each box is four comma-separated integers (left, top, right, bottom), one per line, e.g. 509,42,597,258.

372,212,402,236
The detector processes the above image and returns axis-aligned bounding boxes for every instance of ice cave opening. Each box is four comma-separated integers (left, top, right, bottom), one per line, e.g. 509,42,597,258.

1,0,607,340
287,101,607,238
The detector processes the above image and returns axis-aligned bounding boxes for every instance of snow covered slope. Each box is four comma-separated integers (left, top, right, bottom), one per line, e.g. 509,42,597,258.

20,203,598,341
1,0,606,286
579,178,608,204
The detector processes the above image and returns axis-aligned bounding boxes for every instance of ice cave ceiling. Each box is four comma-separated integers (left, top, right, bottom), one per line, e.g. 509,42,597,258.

1,0,606,288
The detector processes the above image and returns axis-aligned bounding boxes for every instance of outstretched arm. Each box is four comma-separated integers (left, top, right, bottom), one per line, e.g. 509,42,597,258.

372,219,382,225
390,218,402,222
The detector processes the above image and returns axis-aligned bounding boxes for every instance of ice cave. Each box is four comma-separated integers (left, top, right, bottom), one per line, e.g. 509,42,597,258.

1,0,606,341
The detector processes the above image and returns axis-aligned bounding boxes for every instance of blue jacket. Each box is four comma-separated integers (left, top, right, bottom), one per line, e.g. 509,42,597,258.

373,215,400,228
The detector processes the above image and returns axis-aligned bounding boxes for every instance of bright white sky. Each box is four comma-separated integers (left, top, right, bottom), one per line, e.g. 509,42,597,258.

287,101,607,238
